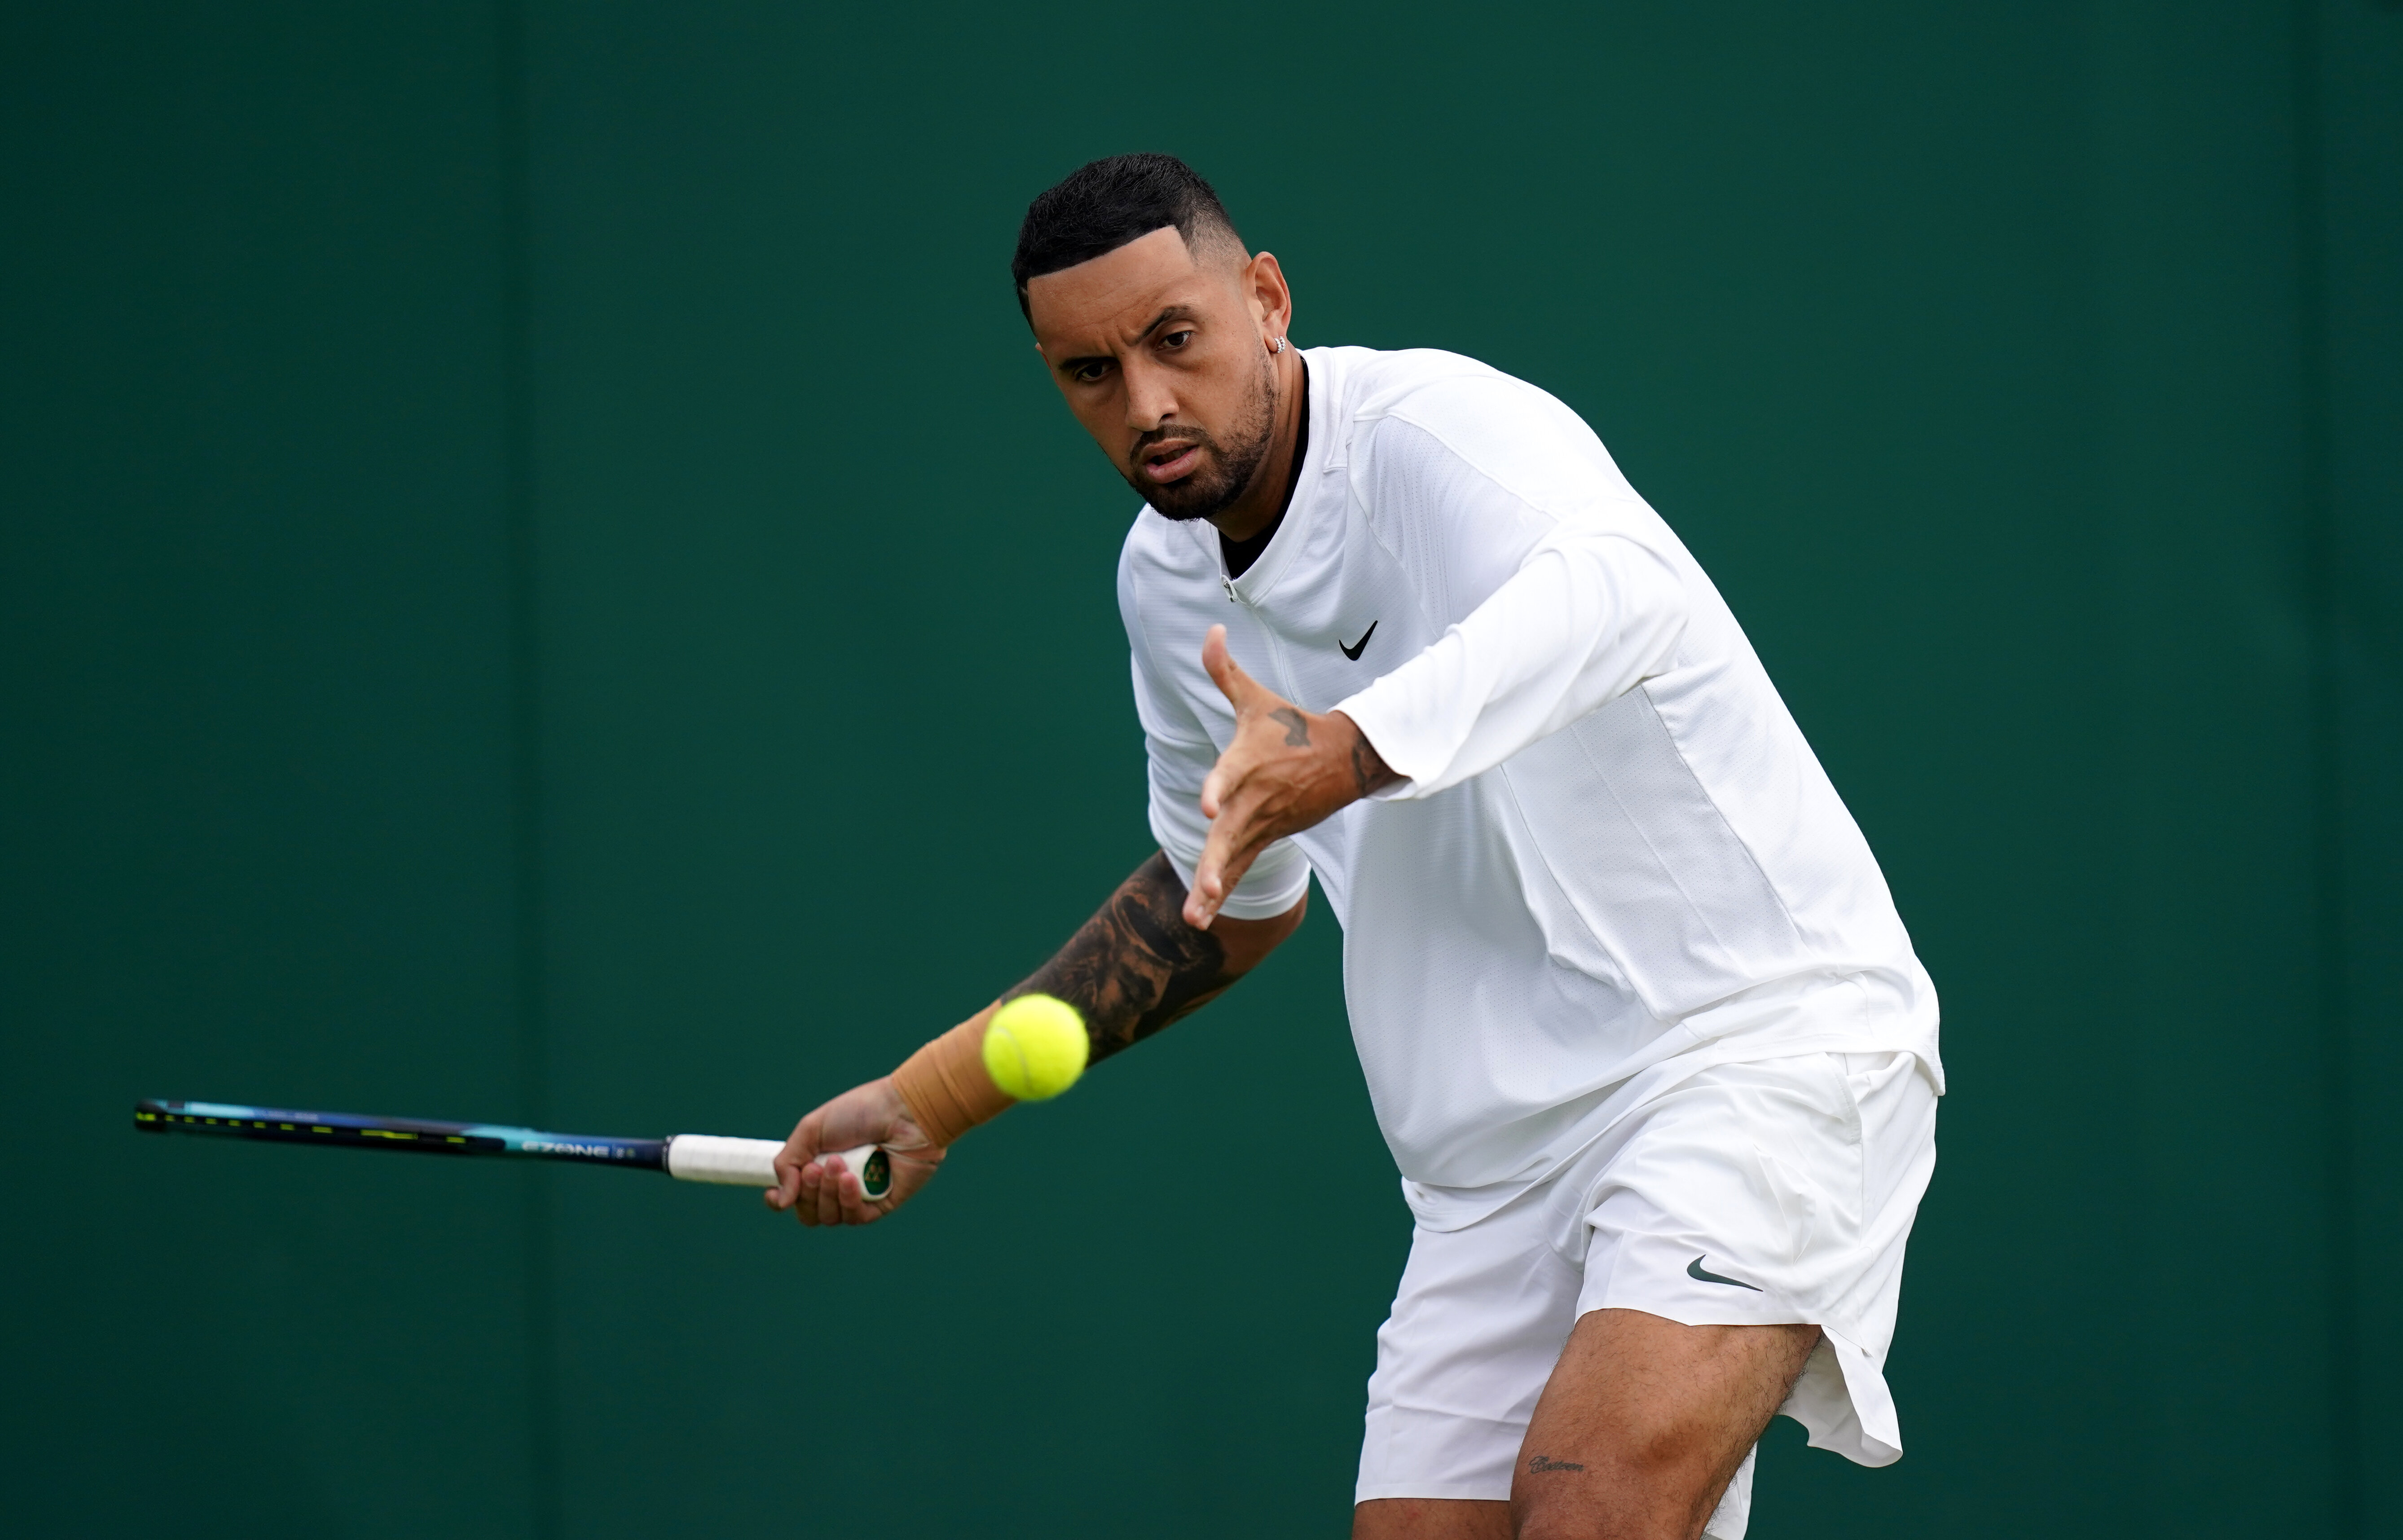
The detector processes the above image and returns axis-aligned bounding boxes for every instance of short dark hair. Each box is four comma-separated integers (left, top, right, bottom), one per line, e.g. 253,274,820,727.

1011,153,1245,320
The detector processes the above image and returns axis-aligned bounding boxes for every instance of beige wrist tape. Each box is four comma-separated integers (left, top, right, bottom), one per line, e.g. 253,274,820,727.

890,1005,1014,1148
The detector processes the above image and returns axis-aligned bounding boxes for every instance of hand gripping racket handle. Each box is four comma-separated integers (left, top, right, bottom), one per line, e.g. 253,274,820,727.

663,1135,892,1201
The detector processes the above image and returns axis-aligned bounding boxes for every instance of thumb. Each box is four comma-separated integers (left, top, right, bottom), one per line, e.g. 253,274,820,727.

1201,625,1260,710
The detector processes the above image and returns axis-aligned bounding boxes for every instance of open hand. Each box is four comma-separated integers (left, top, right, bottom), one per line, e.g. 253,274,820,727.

1188,624,1398,928
765,1077,943,1227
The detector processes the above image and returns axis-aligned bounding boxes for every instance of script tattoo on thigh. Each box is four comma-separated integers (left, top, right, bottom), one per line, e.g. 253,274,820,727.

1018,852,1235,1062
1527,1455,1586,1474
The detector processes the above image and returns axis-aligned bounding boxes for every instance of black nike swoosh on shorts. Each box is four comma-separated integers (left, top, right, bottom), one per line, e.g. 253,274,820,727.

1687,1255,1763,1291
1340,620,1378,660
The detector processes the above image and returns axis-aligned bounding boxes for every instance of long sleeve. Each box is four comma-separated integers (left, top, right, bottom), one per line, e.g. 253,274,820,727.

1332,515,1688,800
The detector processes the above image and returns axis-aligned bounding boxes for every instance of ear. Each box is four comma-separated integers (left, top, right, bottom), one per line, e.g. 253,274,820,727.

1244,251,1293,345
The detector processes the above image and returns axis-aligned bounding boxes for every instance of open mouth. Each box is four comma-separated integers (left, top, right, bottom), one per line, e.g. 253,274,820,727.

1140,442,1203,484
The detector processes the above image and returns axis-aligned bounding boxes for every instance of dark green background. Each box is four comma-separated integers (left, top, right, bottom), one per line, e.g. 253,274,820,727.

7,2,2397,1535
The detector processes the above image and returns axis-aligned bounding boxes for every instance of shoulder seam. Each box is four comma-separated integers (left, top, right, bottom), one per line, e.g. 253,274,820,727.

1362,404,1597,529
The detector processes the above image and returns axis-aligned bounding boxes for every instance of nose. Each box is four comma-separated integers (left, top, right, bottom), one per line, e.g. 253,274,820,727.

1121,354,1179,433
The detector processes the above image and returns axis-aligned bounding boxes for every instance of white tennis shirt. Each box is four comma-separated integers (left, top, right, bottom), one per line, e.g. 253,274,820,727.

1120,347,1941,1225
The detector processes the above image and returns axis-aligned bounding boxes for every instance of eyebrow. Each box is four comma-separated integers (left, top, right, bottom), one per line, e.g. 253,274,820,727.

1054,305,1202,375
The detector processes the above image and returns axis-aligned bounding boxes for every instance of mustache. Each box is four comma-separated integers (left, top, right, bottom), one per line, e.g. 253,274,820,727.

1129,422,1217,465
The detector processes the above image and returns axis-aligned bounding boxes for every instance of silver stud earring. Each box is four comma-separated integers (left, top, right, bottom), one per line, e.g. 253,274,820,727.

1271,335,1288,354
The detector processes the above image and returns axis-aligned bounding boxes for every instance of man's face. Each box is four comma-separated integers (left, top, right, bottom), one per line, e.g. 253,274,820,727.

1026,226,1283,524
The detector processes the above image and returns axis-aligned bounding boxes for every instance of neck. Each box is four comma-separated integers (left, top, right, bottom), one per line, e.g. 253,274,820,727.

1207,347,1307,545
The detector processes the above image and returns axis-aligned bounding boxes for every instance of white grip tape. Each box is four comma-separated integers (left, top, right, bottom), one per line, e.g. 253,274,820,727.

664,1135,884,1195
665,1135,783,1185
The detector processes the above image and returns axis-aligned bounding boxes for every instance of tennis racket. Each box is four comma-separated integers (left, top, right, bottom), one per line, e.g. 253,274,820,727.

133,1097,891,1199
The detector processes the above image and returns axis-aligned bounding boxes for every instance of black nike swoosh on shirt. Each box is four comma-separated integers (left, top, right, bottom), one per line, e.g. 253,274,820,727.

1687,1255,1762,1291
1339,621,1378,661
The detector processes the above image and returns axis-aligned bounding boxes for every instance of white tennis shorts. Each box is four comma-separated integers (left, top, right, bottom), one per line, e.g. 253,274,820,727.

1356,1050,1939,1538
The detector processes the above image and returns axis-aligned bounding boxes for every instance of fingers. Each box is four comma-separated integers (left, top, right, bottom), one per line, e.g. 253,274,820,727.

1186,883,1220,929
809,1157,860,1226
766,1100,877,1228
775,1151,859,1226
1190,772,1275,928
807,1151,910,1226
766,1110,824,1215
1185,869,1219,929
1188,820,1267,928
766,1079,933,1229
1190,809,1234,927
1193,628,1274,926
1200,627,1268,821
1201,625,1258,709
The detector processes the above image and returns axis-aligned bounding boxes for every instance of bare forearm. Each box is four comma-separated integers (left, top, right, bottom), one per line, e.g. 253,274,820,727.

772,855,1300,1225
1013,850,1301,1064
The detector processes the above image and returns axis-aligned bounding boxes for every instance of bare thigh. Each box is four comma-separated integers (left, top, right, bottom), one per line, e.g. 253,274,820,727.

1353,1495,1512,1540
1354,1310,1818,1540
1516,1309,1816,1540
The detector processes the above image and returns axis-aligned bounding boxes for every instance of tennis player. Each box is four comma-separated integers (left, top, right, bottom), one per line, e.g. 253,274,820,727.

770,154,1941,1540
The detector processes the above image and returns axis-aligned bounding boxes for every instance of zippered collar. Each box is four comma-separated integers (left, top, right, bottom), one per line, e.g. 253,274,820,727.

1209,347,1336,607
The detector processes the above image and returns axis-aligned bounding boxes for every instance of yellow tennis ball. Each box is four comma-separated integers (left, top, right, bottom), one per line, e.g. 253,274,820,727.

982,994,1088,1101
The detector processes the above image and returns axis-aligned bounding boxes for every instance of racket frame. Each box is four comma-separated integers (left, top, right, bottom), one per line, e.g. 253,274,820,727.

135,1098,892,1199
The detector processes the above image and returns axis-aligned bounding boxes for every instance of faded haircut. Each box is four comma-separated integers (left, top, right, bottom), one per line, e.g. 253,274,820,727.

1011,153,1246,321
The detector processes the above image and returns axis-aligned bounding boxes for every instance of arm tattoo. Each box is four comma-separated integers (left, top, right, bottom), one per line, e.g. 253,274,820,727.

1015,852,1240,1064
1269,706,1311,747
1349,733,1391,797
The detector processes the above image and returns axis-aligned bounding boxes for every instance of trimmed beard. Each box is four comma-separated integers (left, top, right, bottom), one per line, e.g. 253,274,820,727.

1123,352,1279,524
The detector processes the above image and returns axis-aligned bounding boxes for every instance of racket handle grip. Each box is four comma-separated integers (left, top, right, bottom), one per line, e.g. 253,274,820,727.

663,1135,892,1200
832,1143,891,1199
